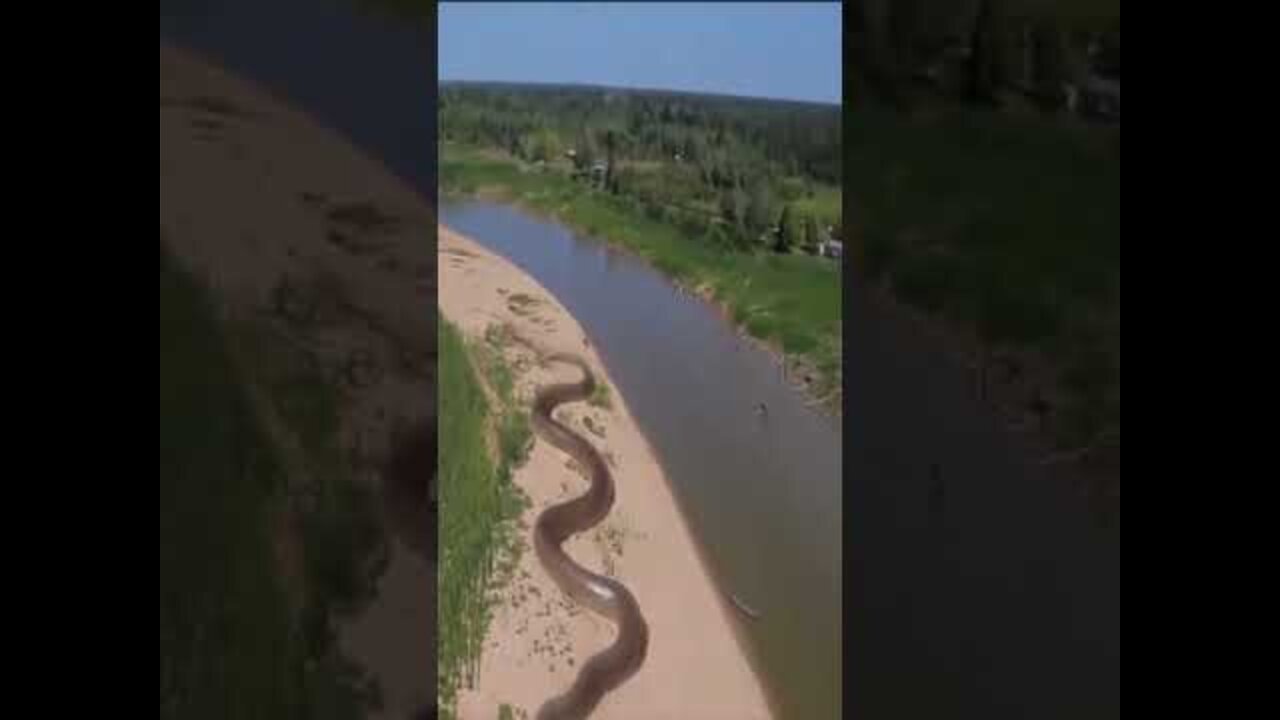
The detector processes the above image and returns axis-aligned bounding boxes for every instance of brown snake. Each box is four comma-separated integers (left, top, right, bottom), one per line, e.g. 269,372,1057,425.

531,353,648,720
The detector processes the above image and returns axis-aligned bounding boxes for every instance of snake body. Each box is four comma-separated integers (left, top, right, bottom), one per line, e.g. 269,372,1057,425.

531,353,648,720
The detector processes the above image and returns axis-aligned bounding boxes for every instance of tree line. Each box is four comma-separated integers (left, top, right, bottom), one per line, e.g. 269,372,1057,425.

440,82,843,255
851,0,1120,110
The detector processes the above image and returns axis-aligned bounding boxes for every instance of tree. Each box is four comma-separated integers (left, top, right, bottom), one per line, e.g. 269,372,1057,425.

529,129,560,163
1032,22,1069,107
720,191,737,226
731,186,749,232
887,0,923,78
1096,28,1121,79
746,181,774,240
968,0,1011,104
685,135,706,164
604,130,617,193
803,215,820,254
853,0,906,106
575,129,597,171
699,158,715,186
774,204,800,253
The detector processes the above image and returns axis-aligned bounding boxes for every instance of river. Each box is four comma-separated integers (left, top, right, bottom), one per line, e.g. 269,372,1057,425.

443,197,1121,720
159,0,1118,714
442,200,844,720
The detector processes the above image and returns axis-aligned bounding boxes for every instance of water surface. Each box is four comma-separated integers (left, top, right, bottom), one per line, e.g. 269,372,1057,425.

442,199,844,720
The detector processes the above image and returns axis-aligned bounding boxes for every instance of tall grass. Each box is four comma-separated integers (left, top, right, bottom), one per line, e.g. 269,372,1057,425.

438,315,530,719
441,144,843,407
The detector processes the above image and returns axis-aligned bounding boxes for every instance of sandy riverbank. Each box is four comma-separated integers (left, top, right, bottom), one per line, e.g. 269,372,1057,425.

439,225,772,720
160,42,435,719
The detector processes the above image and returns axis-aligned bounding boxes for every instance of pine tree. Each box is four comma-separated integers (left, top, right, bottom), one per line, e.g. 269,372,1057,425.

604,130,616,193
774,204,795,253
747,182,774,239
803,215,820,254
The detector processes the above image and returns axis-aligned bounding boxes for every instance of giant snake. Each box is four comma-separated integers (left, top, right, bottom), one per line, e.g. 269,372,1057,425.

530,353,649,720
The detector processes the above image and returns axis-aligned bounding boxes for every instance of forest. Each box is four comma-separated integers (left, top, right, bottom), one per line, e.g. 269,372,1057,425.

440,82,843,255
439,0,1120,509
851,0,1120,111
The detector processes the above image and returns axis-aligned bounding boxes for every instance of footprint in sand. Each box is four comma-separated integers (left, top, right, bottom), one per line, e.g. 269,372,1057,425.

506,292,542,317
583,415,606,439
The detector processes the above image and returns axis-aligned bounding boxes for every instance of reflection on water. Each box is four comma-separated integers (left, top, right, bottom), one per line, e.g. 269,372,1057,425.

442,200,843,720
160,1,1118,715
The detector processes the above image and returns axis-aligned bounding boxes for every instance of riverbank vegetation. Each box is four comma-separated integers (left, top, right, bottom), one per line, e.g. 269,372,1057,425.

441,153,842,412
441,82,843,252
438,315,531,719
440,0,1119,498
440,81,845,408
441,0,1118,506
160,241,384,720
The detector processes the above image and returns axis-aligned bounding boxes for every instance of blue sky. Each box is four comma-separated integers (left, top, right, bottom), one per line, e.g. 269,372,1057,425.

438,2,842,105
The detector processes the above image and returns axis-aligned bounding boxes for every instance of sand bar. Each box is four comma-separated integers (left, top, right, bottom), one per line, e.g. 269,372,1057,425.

440,224,772,720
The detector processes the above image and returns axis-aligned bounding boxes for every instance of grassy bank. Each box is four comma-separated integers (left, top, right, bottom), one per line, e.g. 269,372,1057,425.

848,104,1120,457
160,242,384,719
438,315,531,719
441,143,843,408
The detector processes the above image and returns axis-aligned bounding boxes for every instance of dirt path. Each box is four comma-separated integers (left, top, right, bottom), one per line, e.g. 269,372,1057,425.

160,42,436,719
439,225,772,720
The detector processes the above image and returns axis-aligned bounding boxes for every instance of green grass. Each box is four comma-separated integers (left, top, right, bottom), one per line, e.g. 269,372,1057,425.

848,104,1120,448
228,304,388,636
441,143,843,409
160,243,379,720
588,378,613,410
438,315,531,720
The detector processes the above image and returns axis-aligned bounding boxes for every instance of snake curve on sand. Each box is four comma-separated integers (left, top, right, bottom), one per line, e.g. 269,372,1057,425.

530,353,649,720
